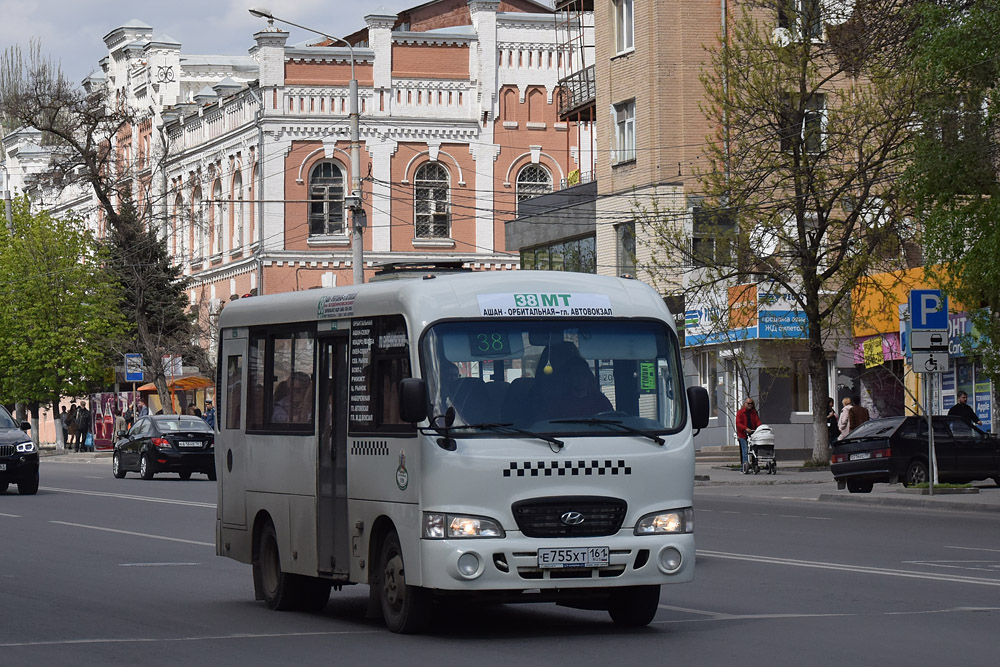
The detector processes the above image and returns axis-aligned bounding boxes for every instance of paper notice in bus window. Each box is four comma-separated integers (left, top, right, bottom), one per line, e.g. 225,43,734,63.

477,293,613,318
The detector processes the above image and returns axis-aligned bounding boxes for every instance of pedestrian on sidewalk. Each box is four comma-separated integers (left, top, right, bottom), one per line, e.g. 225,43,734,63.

736,397,761,474
838,397,853,440
826,397,840,445
948,391,981,426
74,402,91,453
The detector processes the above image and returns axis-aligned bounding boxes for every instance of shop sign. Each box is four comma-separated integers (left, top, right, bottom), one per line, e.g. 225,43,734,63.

863,336,885,368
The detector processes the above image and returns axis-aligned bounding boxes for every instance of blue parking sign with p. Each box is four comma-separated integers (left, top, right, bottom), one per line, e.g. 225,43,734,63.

909,290,948,330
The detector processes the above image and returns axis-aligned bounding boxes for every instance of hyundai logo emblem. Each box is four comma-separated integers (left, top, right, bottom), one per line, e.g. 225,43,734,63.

560,511,585,526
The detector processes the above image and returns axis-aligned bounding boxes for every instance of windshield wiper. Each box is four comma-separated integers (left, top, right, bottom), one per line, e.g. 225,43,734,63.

550,418,665,445
452,422,565,450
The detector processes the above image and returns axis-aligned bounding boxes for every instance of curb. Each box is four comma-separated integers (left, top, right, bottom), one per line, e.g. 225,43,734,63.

817,493,999,514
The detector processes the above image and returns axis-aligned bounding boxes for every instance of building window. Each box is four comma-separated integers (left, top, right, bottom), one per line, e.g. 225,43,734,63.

780,93,826,154
792,360,810,412
212,180,224,255
614,0,634,54
695,351,719,418
520,236,596,273
192,186,204,259
692,206,735,267
615,221,636,277
233,171,244,250
173,194,185,259
778,0,823,40
614,101,636,164
309,162,346,236
414,162,450,238
515,164,553,214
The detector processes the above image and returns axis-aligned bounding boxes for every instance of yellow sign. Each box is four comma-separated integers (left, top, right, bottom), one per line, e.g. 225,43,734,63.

863,336,885,368
567,169,580,186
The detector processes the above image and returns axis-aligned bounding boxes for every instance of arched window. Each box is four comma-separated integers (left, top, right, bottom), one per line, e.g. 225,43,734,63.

414,162,450,238
233,171,244,250
516,164,552,214
212,180,224,254
173,193,185,259
192,186,204,259
309,162,346,236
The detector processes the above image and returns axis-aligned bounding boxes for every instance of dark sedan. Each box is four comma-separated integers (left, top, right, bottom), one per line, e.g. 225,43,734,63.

113,415,216,480
831,415,1000,493
0,405,38,495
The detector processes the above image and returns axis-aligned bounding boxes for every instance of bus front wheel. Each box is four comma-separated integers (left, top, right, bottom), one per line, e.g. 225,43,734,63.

608,585,660,627
378,531,431,633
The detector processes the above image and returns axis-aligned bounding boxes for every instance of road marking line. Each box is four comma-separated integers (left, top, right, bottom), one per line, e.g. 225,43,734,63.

41,487,214,508
0,629,382,648
946,545,1000,554
50,521,213,547
698,550,1000,587
0,512,21,518
652,607,1000,625
119,562,202,567
805,516,833,521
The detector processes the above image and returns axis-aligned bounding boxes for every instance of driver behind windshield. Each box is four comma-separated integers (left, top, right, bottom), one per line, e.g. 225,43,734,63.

543,357,612,419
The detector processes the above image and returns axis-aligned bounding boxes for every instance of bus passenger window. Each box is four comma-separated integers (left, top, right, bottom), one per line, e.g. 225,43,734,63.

226,355,243,430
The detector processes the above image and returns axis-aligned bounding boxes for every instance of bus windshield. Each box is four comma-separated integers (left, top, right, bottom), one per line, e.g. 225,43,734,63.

421,320,684,436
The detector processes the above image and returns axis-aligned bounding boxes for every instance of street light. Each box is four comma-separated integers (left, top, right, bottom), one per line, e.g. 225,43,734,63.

249,7,365,285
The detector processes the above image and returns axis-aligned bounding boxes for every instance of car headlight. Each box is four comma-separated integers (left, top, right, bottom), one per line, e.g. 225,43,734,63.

634,508,694,535
423,512,505,539
16,441,36,453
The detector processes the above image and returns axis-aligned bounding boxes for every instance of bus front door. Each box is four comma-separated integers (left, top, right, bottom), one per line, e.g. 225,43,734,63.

317,335,350,576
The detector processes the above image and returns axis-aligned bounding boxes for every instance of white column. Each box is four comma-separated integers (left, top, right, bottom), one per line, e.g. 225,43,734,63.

367,139,398,252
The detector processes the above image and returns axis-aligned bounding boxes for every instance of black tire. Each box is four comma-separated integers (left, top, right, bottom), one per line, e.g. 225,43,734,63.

752,461,760,474
255,521,300,611
903,460,928,487
608,585,660,627
297,578,332,612
768,462,777,475
378,531,431,634
178,471,192,480
139,453,155,480
207,469,217,482
113,453,127,479
847,481,874,494
17,471,39,495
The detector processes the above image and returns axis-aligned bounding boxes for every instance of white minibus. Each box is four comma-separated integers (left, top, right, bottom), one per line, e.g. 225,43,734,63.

215,270,709,633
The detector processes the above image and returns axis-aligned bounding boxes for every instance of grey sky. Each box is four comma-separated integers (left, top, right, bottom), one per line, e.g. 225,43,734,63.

0,0,416,86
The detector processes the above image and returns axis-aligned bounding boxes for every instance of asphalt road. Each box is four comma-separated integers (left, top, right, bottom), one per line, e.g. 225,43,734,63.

1,460,997,666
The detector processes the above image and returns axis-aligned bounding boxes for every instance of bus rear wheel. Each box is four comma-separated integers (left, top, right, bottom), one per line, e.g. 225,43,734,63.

378,531,431,633
608,585,660,627
256,522,300,611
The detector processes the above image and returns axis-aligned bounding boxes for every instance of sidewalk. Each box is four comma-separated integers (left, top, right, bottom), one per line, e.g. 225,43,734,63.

696,461,1000,514
38,445,112,462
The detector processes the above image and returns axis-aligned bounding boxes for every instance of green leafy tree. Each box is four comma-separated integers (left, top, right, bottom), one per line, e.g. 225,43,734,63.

0,197,127,447
904,0,1000,389
640,0,924,462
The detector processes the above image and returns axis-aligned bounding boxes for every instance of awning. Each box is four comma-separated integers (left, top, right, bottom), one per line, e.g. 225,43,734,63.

137,376,214,392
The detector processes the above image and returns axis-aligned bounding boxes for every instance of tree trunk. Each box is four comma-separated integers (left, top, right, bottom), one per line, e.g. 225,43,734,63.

808,325,831,464
51,399,65,450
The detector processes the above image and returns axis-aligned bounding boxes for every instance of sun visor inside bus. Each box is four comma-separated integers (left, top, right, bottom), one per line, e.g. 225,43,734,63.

577,331,658,360
443,329,526,361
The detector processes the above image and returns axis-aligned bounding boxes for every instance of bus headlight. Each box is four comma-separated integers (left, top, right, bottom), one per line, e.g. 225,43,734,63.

634,508,693,535
15,441,36,453
423,513,505,539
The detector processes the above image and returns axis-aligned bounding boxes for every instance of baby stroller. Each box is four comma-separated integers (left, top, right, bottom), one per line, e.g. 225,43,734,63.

743,425,777,475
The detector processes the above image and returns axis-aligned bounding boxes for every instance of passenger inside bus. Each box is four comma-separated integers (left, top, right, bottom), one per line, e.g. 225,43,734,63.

542,356,612,419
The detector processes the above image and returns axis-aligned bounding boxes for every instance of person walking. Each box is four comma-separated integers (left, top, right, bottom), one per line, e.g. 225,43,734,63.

838,397,854,440
74,402,91,453
826,397,840,445
736,397,761,474
948,391,981,426
852,397,870,427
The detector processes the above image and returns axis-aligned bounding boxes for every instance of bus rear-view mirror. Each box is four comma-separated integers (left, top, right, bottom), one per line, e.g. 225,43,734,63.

399,378,428,424
687,386,710,431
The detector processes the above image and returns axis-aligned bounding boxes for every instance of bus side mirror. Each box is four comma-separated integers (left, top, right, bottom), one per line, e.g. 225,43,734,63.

687,386,710,431
399,378,428,424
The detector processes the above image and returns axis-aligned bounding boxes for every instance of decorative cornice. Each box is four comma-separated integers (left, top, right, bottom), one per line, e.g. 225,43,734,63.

391,32,475,47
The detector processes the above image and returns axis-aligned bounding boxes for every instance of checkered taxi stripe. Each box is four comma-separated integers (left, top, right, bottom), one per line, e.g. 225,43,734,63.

503,460,631,478
350,440,389,456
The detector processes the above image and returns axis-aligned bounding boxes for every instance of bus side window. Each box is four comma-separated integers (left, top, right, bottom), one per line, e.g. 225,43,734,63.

226,355,243,430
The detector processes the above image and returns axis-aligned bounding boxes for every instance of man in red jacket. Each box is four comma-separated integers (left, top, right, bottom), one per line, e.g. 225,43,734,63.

736,397,761,474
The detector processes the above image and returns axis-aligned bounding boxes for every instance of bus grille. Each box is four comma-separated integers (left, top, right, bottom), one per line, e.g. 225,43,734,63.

511,496,627,538
0,445,14,457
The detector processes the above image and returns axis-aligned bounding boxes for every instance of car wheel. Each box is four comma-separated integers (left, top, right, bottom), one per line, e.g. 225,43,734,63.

113,453,127,479
254,521,300,611
17,471,39,495
608,585,660,627
178,471,192,480
139,453,155,480
847,481,873,493
378,530,431,633
903,460,928,487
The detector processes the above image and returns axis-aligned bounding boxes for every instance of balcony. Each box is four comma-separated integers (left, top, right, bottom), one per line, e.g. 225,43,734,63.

557,65,595,121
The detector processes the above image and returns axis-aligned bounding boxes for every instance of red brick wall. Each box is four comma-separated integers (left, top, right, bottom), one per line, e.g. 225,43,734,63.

391,44,469,79
285,61,374,86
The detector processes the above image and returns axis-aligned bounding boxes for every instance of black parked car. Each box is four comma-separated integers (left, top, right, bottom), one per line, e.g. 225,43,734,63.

113,415,216,480
0,405,39,495
831,415,1000,493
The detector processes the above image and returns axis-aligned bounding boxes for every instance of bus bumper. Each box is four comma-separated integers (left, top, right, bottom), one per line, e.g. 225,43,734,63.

418,531,694,592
